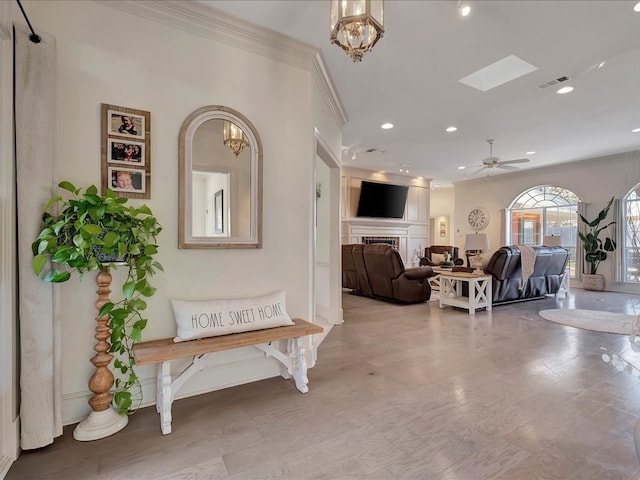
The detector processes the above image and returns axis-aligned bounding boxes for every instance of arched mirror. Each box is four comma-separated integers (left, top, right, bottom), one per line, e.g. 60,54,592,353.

179,106,262,248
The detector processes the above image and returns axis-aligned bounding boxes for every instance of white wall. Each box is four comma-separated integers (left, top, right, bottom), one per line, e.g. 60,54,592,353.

25,0,341,424
453,151,640,293
429,186,455,246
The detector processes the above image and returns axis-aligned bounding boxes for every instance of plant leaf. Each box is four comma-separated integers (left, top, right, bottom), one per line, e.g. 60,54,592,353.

32,254,48,275
58,181,76,193
122,281,136,300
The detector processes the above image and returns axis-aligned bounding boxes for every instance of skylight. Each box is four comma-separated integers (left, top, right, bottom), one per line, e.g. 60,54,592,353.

458,55,538,92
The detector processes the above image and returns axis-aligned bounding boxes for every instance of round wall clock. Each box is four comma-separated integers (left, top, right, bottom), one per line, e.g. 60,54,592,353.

468,207,489,231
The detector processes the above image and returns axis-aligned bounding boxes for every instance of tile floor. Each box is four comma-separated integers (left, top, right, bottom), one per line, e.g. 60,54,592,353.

7,288,640,479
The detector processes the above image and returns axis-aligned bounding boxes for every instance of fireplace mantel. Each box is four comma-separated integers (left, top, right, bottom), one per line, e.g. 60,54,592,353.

342,217,420,228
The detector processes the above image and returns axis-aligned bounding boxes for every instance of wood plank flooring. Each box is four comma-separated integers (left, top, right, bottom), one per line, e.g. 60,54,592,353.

8,288,640,479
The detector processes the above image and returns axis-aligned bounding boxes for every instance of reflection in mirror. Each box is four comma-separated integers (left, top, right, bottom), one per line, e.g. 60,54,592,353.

179,106,262,248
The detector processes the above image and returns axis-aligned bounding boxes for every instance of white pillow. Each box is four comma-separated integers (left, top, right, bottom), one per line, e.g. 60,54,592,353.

431,253,446,264
171,290,294,342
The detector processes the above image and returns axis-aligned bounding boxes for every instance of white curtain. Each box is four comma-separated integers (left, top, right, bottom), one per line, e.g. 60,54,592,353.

612,198,623,283
14,23,62,449
500,208,507,247
577,202,587,279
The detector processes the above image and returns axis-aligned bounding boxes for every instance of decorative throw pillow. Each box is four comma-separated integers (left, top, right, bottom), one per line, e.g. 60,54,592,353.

171,290,294,342
431,253,446,264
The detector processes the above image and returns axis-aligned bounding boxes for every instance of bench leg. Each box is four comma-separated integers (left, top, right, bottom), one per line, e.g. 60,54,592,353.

290,337,309,394
255,340,310,393
157,361,172,435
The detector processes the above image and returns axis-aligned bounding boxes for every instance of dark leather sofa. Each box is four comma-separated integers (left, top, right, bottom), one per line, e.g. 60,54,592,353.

484,246,569,304
342,244,436,303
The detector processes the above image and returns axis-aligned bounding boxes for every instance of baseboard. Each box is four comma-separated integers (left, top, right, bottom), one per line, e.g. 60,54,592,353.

1,454,13,479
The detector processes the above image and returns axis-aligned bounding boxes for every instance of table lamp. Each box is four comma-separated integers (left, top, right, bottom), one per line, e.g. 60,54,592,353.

465,233,490,273
543,235,562,247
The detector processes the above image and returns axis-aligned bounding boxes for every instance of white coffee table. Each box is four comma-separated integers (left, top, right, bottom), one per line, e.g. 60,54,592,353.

439,271,492,314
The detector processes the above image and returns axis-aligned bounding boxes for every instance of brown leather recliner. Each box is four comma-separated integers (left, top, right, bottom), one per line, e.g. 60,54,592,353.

342,243,435,303
419,245,464,267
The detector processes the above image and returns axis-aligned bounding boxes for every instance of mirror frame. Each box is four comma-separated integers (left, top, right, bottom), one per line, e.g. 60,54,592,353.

178,105,262,248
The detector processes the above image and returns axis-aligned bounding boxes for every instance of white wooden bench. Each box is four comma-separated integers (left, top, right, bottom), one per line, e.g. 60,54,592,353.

132,318,323,435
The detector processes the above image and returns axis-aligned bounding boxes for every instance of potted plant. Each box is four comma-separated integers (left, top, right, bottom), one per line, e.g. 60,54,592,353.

31,181,163,414
578,196,616,291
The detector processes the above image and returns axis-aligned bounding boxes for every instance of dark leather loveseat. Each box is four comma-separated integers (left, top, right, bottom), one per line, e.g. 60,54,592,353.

342,244,436,303
484,246,569,304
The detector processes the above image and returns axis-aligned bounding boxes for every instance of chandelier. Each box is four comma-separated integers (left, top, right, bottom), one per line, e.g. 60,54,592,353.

330,0,384,63
223,120,248,157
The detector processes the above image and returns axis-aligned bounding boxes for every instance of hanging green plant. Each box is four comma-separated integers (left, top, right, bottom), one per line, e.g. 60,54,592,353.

31,181,163,415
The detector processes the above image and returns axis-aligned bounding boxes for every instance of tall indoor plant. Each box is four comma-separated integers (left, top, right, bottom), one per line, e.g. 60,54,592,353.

578,196,616,291
32,181,163,414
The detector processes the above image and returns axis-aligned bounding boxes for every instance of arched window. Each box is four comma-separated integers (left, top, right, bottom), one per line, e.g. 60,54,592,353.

623,185,640,283
507,186,580,277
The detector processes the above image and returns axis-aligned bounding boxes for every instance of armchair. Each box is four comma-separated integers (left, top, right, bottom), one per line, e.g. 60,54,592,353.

419,245,464,267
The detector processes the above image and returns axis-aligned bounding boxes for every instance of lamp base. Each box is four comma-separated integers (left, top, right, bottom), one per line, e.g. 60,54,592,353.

73,407,128,441
469,254,484,273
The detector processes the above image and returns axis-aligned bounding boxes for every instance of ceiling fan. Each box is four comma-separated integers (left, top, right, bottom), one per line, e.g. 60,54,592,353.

469,139,530,176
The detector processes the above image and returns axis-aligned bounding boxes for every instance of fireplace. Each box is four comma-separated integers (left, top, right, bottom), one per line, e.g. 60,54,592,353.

361,236,400,250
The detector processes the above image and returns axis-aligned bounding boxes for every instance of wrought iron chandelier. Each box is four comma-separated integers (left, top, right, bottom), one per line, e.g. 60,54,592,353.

330,0,384,63
223,120,248,157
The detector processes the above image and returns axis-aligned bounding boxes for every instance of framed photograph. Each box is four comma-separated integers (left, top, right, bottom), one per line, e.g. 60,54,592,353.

107,109,145,140
101,103,151,199
439,221,446,237
214,189,224,235
108,166,145,194
107,139,145,166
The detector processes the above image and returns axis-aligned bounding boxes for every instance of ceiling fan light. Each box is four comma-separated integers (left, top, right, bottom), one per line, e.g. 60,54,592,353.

330,0,384,63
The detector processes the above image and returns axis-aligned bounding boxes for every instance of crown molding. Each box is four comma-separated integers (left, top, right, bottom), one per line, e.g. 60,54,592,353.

95,0,347,128
312,52,348,129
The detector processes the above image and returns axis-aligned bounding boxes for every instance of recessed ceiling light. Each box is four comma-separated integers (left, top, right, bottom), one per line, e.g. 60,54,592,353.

446,126,457,133
457,166,466,170
458,1,471,17
526,151,536,155
556,86,574,94
633,127,640,133
381,123,393,129
634,1,640,12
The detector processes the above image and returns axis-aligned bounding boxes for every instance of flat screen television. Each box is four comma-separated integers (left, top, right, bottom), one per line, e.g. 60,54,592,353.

356,181,409,219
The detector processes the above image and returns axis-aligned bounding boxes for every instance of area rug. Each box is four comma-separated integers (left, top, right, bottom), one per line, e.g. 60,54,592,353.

538,309,638,334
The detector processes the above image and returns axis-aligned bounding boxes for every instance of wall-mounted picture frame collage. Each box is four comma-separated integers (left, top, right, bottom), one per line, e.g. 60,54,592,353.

101,103,151,199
